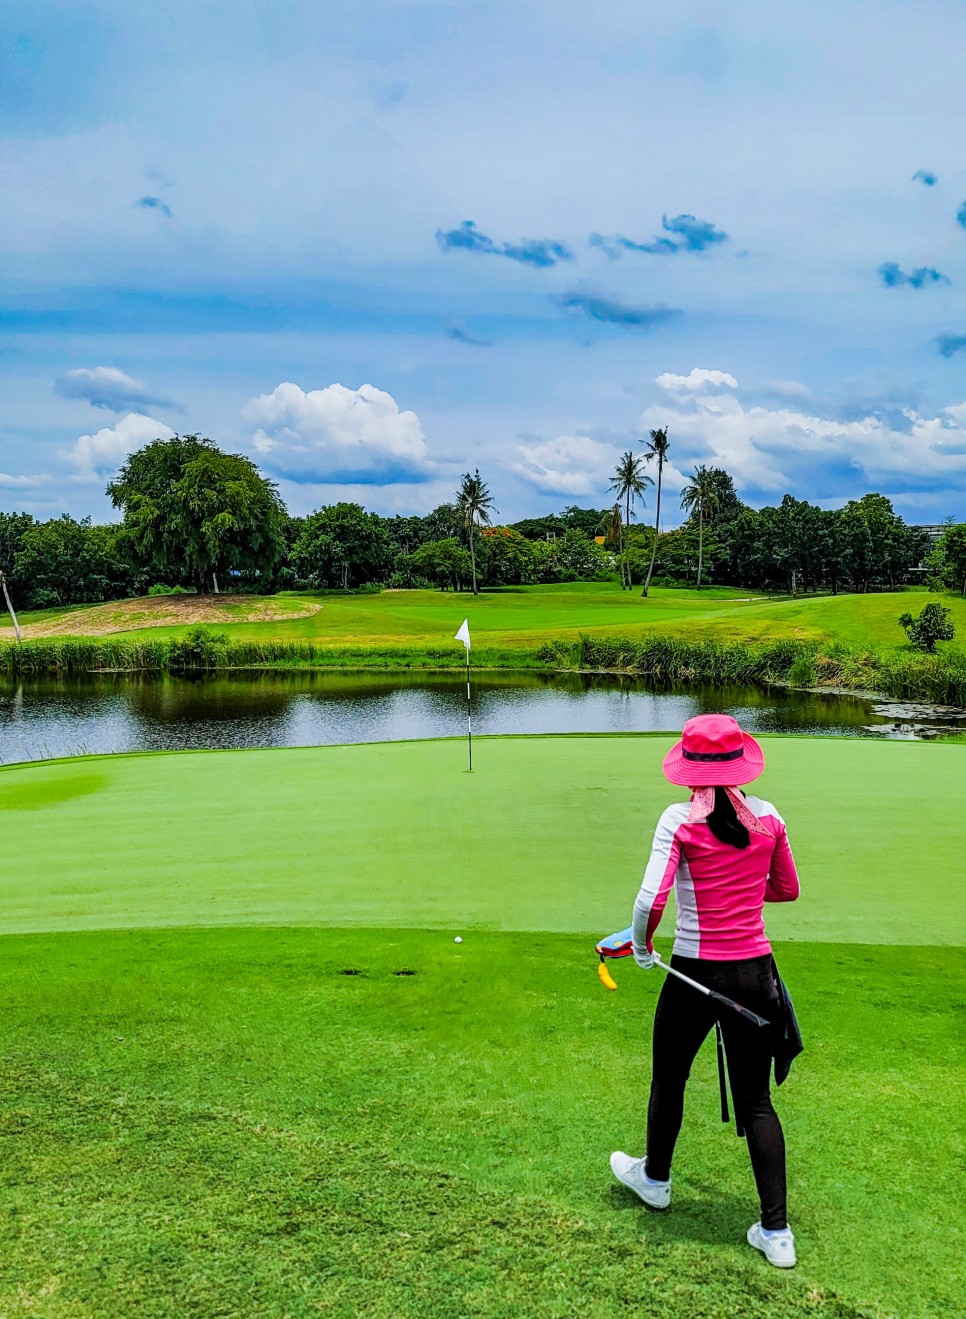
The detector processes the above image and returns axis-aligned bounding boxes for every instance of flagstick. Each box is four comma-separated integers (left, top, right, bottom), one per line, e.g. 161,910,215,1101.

465,648,473,772
455,619,473,772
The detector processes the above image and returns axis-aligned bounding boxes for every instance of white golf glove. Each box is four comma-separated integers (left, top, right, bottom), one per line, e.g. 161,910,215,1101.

633,944,656,970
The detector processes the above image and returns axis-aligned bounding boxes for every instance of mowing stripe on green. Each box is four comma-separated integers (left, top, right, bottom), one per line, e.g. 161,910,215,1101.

0,735,961,943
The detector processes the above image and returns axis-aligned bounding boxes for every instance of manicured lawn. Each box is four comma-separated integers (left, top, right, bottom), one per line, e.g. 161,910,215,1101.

0,735,963,944
6,582,966,651
1,736,962,1316
0,929,960,1318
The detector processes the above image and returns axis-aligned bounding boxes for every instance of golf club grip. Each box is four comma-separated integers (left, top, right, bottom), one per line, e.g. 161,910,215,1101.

709,990,770,1030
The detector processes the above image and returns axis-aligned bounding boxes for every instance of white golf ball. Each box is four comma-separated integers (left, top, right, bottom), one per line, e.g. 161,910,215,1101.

454,936,463,944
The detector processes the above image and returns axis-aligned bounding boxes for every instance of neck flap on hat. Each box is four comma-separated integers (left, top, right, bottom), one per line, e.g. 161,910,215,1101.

688,785,770,835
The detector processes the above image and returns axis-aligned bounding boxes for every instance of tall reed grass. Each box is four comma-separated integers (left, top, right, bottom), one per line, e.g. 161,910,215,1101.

3,629,966,703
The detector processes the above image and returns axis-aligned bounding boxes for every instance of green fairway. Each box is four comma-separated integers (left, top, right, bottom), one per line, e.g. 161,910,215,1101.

0,735,962,944
7,583,966,652
1,736,962,1317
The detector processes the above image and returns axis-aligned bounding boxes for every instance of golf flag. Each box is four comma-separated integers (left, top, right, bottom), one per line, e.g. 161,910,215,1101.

455,619,471,650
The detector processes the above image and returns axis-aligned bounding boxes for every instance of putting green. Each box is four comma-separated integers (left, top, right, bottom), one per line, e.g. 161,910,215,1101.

0,734,961,943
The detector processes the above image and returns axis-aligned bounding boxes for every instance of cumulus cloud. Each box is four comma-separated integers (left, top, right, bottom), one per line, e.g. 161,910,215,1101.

512,435,619,496
878,262,948,289
137,195,172,218
559,288,680,329
912,170,938,186
590,214,728,259
639,372,966,496
54,366,179,413
61,413,176,481
656,368,738,392
243,381,434,484
937,333,966,358
435,221,572,267
446,321,490,347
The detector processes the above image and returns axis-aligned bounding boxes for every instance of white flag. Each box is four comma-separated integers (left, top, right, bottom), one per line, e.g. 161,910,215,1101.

455,619,471,650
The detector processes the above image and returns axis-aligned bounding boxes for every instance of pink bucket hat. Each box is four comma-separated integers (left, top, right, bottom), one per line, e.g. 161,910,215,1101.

663,713,765,787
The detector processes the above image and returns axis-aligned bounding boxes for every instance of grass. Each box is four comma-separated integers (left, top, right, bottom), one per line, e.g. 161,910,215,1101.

1,928,960,1319
7,583,966,651
1,735,963,943
0,736,962,1316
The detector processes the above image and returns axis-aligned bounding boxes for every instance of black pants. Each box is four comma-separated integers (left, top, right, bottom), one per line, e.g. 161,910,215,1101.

645,954,787,1230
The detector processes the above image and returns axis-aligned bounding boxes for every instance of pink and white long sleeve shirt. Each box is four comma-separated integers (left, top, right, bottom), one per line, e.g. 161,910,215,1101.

632,796,800,962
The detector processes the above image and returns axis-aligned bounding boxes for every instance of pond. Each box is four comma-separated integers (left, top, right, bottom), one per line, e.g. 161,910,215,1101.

2,670,963,766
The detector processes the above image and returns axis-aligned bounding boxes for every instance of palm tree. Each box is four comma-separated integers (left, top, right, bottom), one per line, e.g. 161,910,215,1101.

640,427,670,597
680,465,720,589
455,470,496,595
597,503,625,583
608,452,652,589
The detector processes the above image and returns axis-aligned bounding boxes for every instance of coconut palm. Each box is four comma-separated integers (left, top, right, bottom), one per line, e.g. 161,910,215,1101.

455,469,497,595
597,503,626,585
640,426,670,597
608,452,652,590
680,465,721,589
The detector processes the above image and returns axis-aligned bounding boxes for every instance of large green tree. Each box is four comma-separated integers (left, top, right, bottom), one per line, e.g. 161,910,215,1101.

532,528,611,583
15,516,138,607
0,511,35,626
926,522,966,595
290,503,393,590
477,528,538,586
841,493,928,591
108,435,287,593
403,538,473,591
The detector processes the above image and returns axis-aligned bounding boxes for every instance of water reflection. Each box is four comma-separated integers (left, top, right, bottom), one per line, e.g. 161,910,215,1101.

0,670,959,766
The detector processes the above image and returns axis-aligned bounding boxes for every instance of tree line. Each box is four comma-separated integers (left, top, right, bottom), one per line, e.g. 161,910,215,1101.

0,432,961,613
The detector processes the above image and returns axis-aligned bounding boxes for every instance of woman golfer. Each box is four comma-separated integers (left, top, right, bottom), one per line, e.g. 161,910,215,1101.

610,713,800,1268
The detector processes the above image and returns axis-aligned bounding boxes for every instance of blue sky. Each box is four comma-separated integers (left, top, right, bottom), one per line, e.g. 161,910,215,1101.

2,0,966,525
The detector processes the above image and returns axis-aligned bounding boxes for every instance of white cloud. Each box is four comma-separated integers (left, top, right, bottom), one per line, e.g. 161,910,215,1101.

655,368,738,393
243,381,433,484
512,434,618,497
640,383,966,495
54,366,177,413
61,413,176,482
0,472,49,490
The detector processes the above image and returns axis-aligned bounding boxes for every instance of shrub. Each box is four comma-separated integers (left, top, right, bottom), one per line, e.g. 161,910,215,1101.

898,603,955,654
147,584,191,596
167,626,230,669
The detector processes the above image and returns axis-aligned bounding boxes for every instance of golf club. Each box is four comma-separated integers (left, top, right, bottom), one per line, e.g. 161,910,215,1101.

594,929,770,1028
652,953,772,1030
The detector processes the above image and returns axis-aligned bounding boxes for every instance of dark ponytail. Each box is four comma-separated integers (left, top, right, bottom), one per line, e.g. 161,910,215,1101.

706,786,750,849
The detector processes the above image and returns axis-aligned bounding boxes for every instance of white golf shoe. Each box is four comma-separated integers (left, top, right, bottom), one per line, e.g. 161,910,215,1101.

747,1222,796,1268
609,1152,671,1210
